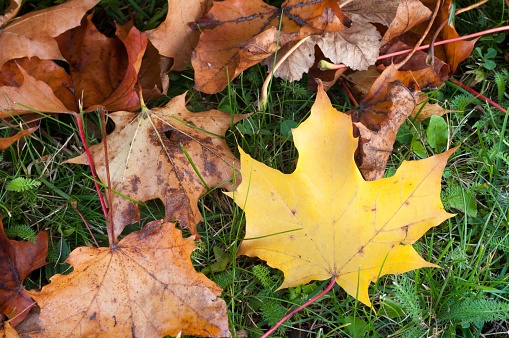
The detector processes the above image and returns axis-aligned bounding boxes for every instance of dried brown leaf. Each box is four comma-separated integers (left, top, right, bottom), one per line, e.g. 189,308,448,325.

18,221,230,337
0,126,38,151
0,220,47,326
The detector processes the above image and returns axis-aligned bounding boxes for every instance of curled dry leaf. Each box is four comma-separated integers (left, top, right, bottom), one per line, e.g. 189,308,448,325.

228,83,455,307
0,220,48,326
66,93,247,240
340,0,400,26
146,0,213,71
56,15,147,112
192,0,350,93
0,0,99,68
17,221,230,337
0,126,38,151
0,0,22,27
352,82,416,180
381,0,432,45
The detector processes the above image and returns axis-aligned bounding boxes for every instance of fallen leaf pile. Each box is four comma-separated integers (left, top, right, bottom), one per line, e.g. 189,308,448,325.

0,0,474,335
228,83,455,306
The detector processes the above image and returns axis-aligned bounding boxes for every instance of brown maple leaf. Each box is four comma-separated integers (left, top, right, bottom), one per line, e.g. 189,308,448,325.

191,0,351,94
146,0,213,71
0,0,99,68
15,221,230,337
0,220,48,326
66,93,247,239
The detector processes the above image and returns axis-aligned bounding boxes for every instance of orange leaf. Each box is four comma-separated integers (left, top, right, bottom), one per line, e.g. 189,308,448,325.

0,0,99,68
0,64,73,117
66,94,247,239
228,84,455,306
17,221,230,337
146,0,213,71
0,126,38,151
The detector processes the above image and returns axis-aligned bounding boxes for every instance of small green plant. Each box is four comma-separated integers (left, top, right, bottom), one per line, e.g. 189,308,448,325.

4,224,37,242
5,177,41,192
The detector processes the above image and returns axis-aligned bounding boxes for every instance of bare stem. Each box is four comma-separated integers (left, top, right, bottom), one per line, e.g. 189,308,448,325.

260,36,311,110
261,278,336,338
449,78,507,114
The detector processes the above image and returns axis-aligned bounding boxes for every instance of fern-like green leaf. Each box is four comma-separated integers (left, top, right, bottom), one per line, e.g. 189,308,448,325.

252,265,275,289
4,224,37,242
440,298,509,327
392,276,423,324
6,177,41,192
494,69,508,104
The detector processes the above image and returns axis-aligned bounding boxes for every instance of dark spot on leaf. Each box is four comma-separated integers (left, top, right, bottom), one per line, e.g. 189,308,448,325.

130,175,141,194
89,312,96,321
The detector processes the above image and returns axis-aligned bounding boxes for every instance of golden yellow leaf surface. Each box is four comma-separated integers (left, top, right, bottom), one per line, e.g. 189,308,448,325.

228,85,455,306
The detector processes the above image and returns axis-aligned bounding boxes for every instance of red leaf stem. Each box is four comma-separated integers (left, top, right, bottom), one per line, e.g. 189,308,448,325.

261,278,337,338
449,78,507,114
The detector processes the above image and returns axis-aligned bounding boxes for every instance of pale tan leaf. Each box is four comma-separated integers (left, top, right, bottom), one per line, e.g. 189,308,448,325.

262,38,316,81
315,18,381,70
0,0,99,67
341,0,400,26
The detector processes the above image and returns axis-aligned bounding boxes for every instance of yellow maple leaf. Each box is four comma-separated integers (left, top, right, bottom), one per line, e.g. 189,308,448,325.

227,85,455,306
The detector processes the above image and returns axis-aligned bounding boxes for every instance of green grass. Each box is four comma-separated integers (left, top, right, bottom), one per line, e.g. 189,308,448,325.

1,0,509,337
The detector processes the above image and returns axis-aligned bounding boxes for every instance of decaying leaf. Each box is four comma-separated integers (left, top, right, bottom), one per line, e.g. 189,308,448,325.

0,321,18,338
0,220,48,326
17,221,230,337
0,0,99,68
147,0,213,71
66,93,246,239
0,126,38,151
351,81,416,181
228,84,455,306
380,0,432,45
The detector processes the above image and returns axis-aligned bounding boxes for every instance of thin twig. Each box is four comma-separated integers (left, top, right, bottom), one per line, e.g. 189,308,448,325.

395,0,442,69
455,0,489,15
338,78,359,106
261,278,337,338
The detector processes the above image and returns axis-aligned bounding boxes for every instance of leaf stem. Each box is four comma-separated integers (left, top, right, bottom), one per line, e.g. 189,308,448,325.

73,112,109,220
261,277,336,337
